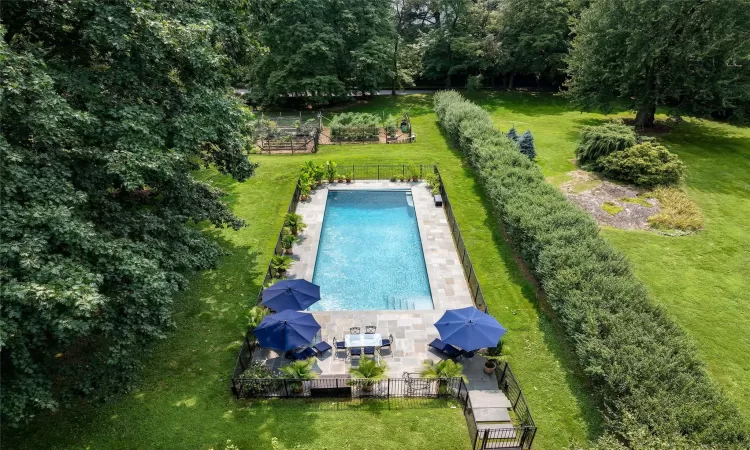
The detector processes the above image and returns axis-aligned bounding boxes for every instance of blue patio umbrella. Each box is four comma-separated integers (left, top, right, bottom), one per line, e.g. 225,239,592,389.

262,279,321,311
254,309,321,352
434,306,507,351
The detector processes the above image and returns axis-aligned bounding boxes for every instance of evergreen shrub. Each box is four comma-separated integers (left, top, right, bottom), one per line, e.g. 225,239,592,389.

433,91,747,448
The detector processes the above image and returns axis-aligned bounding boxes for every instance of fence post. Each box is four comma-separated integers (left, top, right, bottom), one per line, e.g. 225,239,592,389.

387,378,391,398
283,379,289,397
378,165,380,180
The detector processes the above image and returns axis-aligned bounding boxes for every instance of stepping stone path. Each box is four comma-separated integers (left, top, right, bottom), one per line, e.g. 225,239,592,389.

468,390,519,449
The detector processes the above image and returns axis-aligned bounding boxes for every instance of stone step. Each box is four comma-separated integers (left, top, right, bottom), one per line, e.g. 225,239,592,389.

476,423,515,431
473,407,511,423
469,389,512,409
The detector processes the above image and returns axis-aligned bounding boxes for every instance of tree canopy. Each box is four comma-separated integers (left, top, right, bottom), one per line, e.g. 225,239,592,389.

565,0,750,127
247,0,393,104
0,0,256,426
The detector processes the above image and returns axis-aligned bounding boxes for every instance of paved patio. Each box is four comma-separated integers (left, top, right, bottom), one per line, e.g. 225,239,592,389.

255,181,477,376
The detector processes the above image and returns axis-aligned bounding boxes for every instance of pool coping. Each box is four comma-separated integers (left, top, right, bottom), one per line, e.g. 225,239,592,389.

290,180,474,312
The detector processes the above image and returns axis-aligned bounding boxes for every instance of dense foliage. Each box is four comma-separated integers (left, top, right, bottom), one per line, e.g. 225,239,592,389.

247,0,392,104
566,0,750,127
328,113,381,141
575,122,638,165
0,0,256,426
598,143,685,187
434,91,747,448
402,0,570,89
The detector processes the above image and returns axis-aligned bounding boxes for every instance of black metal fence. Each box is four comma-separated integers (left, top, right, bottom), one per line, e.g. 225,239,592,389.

231,164,536,447
344,164,432,181
434,167,489,313
233,369,536,449
234,375,466,400
496,361,536,429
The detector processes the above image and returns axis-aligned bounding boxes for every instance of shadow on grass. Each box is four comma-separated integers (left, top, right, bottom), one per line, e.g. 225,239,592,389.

3,229,266,449
436,125,606,443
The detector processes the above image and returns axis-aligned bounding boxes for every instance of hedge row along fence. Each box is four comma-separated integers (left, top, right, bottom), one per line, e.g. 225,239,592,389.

433,91,748,448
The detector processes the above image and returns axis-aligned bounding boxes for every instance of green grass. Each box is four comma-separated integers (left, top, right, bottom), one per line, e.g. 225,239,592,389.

11,91,746,449
601,201,624,215
619,196,653,207
468,91,750,428
5,94,603,450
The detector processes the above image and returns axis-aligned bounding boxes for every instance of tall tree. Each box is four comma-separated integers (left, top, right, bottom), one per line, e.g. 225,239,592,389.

566,0,750,128
0,0,256,426
249,0,392,104
496,0,570,89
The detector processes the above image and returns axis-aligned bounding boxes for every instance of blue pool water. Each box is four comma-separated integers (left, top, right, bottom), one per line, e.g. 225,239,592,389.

310,190,433,311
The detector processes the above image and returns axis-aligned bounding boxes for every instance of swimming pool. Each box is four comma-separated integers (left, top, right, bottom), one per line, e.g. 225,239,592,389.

310,190,434,311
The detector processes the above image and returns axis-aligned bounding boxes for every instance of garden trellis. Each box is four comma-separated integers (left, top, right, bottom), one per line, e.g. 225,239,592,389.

255,111,321,154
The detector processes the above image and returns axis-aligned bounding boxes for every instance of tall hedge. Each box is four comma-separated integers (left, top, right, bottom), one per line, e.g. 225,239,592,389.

433,91,747,447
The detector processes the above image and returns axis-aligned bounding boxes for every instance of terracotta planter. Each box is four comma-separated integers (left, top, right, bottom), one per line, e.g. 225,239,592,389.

484,361,497,374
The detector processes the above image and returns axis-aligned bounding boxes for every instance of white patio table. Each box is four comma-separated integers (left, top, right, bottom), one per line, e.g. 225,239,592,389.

344,333,382,348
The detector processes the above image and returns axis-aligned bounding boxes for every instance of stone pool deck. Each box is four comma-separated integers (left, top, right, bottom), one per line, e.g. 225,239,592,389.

254,181,475,376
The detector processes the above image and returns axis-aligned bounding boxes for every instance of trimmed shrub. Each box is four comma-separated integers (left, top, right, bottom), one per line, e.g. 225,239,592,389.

576,121,638,164
598,142,685,187
433,91,747,448
517,130,536,160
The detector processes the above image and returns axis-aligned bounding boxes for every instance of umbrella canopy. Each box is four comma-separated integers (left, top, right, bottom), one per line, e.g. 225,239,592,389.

254,310,321,352
262,279,321,311
434,306,507,351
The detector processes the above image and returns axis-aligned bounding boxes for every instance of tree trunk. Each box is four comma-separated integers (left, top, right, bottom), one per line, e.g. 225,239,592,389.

507,73,515,91
490,72,496,89
634,104,656,129
391,36,399,95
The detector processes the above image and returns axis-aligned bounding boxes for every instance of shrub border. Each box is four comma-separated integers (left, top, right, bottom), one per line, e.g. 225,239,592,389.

433,91,747,447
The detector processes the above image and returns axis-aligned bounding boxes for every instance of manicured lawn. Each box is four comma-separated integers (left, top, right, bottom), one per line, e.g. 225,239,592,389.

10,92,747,449
6,94,604,450
469,91,750,427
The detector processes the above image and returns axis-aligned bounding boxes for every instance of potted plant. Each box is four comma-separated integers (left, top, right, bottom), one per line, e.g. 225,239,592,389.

279,358,318,393
398,174,405,182
348,358,388,393
390,176,397,182
408,164,420,182
299,184,311,201
326,161,337,182
271,254,293,278
281,231,298,254
420,359,468,394
314,163,325,186
480,339,506,374
284,213,306,235
246,306,271,330
345,172,352,183
337,173,345,183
